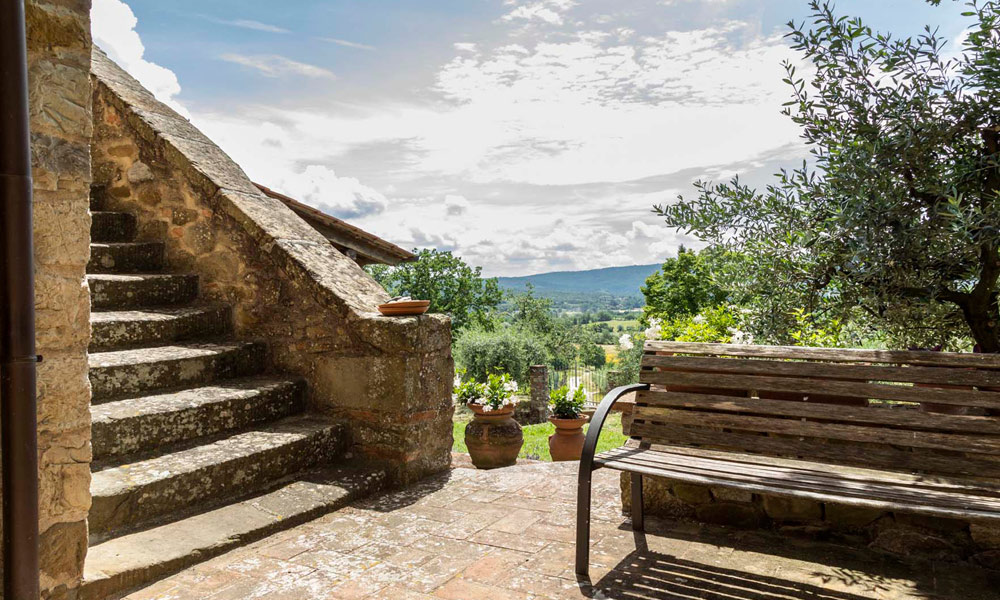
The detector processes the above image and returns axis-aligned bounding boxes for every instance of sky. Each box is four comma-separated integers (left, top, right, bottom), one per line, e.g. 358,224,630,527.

92,0,971,277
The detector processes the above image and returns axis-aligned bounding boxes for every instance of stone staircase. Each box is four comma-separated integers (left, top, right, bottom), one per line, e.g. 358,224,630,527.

82,191,385,599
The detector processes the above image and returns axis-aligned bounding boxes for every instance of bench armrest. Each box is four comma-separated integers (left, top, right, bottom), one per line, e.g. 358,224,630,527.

579,384,650,477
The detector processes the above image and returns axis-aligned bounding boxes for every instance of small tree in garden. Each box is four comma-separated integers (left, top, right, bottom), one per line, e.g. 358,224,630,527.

641,247,729,324
656,0,1000,351
367,249,503,332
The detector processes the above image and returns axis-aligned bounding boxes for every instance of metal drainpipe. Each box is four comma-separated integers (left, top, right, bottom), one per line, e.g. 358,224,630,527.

0,0,41,598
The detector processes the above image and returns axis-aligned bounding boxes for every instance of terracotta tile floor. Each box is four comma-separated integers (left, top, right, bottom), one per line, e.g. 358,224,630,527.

125,460,998,599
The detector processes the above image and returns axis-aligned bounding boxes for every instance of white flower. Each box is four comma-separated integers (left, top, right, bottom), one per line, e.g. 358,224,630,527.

728,327,754,345
503,379,519,394
618,333,634,350
692,314,707,325
453,373,462,388
644,318,662,340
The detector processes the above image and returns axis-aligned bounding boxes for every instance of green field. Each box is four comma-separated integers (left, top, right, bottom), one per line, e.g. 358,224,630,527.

453,412,627,462
586,319,640,330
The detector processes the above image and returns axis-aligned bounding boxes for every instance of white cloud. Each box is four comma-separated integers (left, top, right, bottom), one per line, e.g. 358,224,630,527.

321,38,376,51
187,12,806,273
219,53,336,79
502,0,577,25
444,195,471,216
91,0,187,115
94,0,809,275
207,17,289,33
273,166,388,219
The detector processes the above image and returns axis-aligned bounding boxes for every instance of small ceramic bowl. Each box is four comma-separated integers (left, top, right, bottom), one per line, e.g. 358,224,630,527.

377,300,430,316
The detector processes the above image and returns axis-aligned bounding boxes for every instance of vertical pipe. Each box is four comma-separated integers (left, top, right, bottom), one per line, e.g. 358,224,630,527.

0,0,41,598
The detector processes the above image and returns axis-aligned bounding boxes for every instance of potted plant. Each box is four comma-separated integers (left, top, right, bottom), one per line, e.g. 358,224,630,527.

548,385,589,461
458,373,523,469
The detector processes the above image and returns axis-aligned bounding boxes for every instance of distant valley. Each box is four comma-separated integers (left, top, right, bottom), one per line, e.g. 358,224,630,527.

496,263,661,312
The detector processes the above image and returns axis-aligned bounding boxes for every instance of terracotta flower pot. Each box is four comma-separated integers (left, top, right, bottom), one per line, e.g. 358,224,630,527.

548,415,589,462
465,403,523,469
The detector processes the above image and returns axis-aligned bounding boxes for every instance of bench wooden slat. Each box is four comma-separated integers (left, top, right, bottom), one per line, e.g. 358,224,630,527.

635,390,1000,435
641,354,1000,387
644,341,1000,368
598,448,1000,509
639,370,1000,409
598,446,1000,503
622,443,1000,493
628,422,1000,478
595,447,1000,520
632,406,1000,454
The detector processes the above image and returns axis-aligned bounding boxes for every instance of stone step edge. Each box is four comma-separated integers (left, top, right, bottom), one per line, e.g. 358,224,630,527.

88,304,233,352
88,417,348,540
88,340,266,403
88,273,200,310
91,376,306,460
80,465,386,600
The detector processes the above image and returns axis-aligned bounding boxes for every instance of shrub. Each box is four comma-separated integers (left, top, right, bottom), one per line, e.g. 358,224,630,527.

579,342,606,368
453,326,547,384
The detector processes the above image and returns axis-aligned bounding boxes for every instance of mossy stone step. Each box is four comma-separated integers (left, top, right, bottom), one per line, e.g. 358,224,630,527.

90,211,137,243
88,242,165,274
89,416,348,539
90,304,232,351
81,465,384,600
91,377,306,459
88,341,267,402
88,273,199,310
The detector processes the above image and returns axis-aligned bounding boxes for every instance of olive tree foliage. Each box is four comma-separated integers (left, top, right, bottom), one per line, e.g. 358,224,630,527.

657,1,1000,351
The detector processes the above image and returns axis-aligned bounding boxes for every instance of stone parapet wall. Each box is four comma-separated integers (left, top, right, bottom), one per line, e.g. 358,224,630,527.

89,48,453,486
25,1,94,597
621,473,1000,569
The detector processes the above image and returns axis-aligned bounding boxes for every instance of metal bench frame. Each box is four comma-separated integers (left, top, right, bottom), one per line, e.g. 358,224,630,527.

577,383,649,576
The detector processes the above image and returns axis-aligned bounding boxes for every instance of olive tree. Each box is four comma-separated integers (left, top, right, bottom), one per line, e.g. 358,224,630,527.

657,1,1000,350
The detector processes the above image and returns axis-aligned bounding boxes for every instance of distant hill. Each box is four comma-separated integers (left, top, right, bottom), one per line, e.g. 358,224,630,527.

497,264,661,300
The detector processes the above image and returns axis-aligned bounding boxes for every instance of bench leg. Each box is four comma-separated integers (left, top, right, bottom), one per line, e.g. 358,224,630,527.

631,472,644,532
575,468,592,577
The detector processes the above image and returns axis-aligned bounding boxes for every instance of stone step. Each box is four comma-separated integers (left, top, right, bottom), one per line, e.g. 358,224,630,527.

88,416,349,539
90,185,108,211
91,377,307,460
88,273,199,310
91,211,137,243
88,242,165,274
90,304,232,351
80,465,384,600
89,341,267,402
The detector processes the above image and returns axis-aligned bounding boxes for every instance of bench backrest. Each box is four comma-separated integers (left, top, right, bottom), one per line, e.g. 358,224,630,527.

633,341,1000,479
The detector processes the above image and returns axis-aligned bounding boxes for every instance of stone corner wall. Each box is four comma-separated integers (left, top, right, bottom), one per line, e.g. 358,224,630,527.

89,47,452,487
25,1,94,598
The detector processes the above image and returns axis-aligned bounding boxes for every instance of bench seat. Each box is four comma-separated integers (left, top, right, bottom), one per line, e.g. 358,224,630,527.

595,444,1000,522
575,341,1000,577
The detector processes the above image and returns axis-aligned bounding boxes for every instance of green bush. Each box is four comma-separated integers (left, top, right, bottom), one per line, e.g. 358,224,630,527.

453,326,547,384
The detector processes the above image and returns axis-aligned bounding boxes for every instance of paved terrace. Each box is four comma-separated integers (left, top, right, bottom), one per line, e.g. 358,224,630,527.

125,460,997,600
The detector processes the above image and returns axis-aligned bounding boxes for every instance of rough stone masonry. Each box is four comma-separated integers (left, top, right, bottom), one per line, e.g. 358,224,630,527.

89,48,454,489
23,1,95,598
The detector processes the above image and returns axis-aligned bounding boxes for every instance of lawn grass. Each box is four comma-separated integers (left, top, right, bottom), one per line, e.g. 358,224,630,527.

452,412,627,462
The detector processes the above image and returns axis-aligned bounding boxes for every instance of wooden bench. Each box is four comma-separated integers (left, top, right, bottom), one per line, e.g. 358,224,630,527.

576,340,1000,576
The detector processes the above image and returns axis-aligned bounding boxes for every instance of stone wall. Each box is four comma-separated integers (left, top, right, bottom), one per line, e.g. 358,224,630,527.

25,1,94,598
89,48,453,487
619,424,1000,570
621,472,1000,568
